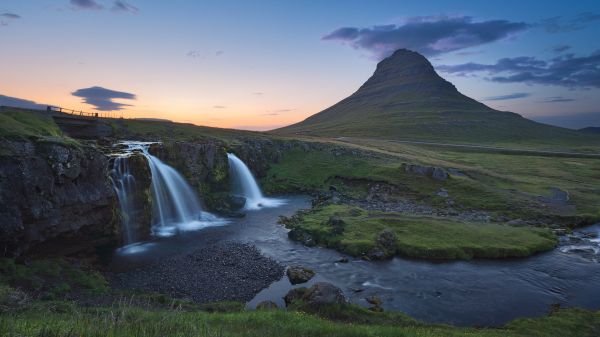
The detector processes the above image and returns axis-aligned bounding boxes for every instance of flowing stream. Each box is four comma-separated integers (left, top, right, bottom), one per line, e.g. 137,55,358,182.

227,153,284,210
110,149,600,327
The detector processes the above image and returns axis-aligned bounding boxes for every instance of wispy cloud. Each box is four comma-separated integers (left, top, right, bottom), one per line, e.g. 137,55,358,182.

540,96,575,103
71,86,136,111
70,0,103,10
112,0,139,14
484,92,530,101
1,12,21,26
437,50,600,89
187,49,225,59
1,13,21,19
540,12,600,33
550,44,571,53
213,105,226,109
322,15,529,59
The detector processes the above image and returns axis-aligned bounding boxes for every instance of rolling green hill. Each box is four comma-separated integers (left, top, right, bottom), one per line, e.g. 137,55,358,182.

274,49,599,148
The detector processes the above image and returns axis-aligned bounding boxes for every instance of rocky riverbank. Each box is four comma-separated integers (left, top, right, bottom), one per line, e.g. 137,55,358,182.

111,242,284,303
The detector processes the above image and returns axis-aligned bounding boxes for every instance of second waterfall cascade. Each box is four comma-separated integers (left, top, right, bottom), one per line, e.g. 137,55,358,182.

227,153,285,210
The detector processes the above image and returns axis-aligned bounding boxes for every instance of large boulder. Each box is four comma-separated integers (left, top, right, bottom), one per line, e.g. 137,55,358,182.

283,282,347,307
283,287,307,306
302,282,348,306
286,266,315,285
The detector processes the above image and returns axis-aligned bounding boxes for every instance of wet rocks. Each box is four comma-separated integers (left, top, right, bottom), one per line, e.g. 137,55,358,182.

286,266,315,285
288,228,315,246
303,282,348,306
284,282,347,307
112,242,284,304
283,287,307,306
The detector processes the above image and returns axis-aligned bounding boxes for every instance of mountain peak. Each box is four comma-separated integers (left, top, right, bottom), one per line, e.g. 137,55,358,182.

355,49,458,97
274,48,586,144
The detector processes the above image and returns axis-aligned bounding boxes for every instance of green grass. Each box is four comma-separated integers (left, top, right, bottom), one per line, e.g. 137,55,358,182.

262,143,600,222
1,299,599,337
0,109,63,139
284,205,557,260
0,109,80,151
0,258,108,299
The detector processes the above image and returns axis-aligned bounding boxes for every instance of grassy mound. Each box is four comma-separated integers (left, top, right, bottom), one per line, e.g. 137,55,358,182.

283,205,557,260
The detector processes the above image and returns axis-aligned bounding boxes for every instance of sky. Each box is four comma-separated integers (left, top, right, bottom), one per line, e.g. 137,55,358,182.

1,0,599,130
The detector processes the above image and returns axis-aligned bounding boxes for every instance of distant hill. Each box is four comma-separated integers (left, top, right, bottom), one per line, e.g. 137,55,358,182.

274,49,597,146
579,127,600,134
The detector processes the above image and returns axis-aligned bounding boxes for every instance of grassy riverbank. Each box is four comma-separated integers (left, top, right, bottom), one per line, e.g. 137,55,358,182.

283,205,557,259
2,295,599,337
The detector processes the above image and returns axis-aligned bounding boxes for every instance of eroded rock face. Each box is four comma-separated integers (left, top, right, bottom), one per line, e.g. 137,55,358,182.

0,140,117,256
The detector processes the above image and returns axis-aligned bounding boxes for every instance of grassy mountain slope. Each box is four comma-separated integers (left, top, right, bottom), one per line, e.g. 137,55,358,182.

275,49,599,148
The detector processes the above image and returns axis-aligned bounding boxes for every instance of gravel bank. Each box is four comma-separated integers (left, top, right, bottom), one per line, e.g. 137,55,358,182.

111,241,284,303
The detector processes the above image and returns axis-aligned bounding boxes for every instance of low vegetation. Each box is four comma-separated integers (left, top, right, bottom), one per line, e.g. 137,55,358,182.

263,144,600,223
283,205,557,259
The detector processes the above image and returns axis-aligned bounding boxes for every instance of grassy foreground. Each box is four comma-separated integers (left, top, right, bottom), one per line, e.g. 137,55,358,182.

1,258,599,337
1,298,600,337
283,205,557,259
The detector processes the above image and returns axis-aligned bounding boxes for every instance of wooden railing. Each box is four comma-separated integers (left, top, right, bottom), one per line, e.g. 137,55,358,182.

47,106,123,119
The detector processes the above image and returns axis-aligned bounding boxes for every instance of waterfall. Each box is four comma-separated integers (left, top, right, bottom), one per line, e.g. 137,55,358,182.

227,153,284,210
110,156,138,245
111,141,226,248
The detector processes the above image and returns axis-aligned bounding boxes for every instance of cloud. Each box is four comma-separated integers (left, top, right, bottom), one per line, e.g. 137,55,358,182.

540,96,575,103
1,12,21,26
213,105,226,109
112,0,139,13
484,92,530,101
0,94,46,110
541,12,600,33
551,45,571,53
71,86,136,111
437,50,600,89
253,92,264,96
187,50,224,59
1,13,21,19
322,15,529,59
261,113,279,116
70,0,103,10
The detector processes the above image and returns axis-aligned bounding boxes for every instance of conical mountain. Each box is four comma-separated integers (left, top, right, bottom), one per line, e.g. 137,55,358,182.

274,49,592,145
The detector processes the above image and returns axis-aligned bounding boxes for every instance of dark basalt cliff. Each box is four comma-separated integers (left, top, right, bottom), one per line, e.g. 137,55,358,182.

0,140,117,257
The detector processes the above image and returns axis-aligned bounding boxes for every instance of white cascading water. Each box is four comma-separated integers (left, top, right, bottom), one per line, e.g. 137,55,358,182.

110,156,138,244
111,141,226,251
227,153,284,210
